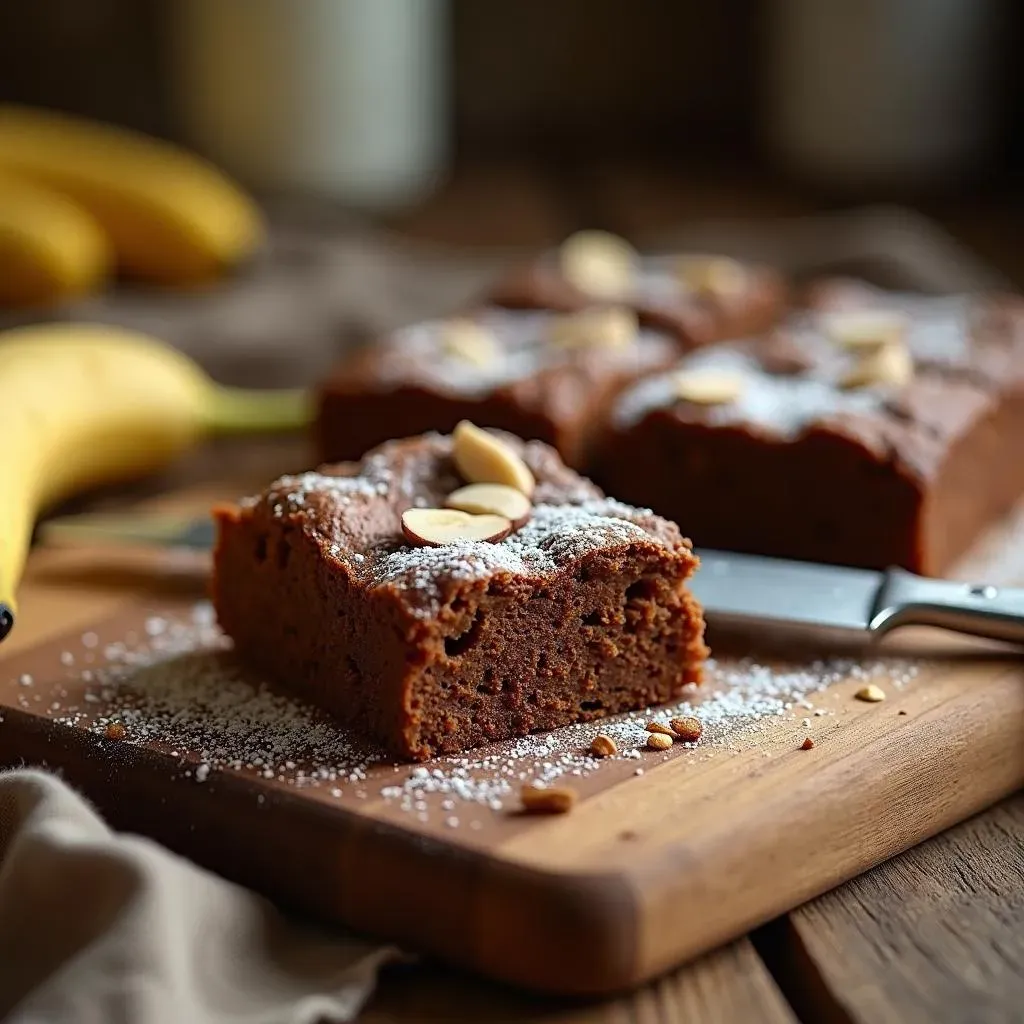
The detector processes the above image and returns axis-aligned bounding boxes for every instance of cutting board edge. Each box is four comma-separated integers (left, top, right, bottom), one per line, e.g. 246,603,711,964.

3,663,1023,997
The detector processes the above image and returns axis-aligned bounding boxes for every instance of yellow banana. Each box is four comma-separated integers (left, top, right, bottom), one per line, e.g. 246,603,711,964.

0,322,313,641
0,105,264,286
0,172,111,307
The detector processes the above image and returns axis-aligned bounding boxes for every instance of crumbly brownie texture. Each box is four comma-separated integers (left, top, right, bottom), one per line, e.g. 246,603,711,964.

212,431,707,761
486,237,786,348
315,306,680,467
595,297,1024,574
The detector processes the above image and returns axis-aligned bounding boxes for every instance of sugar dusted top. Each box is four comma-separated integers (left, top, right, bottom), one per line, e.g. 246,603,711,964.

613,296,1024,439
353,307,678,398
238,432,689,615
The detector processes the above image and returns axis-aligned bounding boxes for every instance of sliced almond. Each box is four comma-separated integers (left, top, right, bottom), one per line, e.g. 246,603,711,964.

549,306,638,351
670,716,703,743
439,318,500,366
678,256,747,300
444,483,531,528
559,229,637,300
452,420,535,496
823,310,907,350
674,368,746,405
645,720,675,736
839,343,913,390
520,784,576,815
401,507,511,547
855,683,887,703
646,732,674,751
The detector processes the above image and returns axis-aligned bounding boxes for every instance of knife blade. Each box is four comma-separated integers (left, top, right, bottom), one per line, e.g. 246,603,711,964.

38,512,1024,646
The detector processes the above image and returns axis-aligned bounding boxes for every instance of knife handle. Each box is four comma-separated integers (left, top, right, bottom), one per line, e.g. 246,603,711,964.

871,569,1024,647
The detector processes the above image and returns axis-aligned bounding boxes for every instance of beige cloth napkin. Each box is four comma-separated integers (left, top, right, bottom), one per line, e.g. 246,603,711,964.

0,769,400,1024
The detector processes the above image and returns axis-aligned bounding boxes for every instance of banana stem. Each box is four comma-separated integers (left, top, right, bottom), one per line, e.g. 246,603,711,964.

204,386,314,436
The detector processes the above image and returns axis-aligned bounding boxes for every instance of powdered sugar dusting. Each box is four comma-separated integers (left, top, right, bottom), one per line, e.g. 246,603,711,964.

252,437,673,615
374,308,676,398
612,300,989,435
367,502,653,604
7,603,921,826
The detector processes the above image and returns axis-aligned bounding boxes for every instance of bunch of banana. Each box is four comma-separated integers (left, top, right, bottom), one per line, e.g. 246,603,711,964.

0,322,313,642
0,104,264,306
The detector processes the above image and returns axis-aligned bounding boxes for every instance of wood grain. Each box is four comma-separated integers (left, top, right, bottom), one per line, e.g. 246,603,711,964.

761,795,1024,1024
2,470,1023,996
362,940,796,1024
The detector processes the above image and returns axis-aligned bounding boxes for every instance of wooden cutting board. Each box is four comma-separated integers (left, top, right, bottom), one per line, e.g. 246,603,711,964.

2,479,1023,998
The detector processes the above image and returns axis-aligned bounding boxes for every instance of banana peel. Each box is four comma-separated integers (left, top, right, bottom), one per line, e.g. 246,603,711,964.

0,172,111,307
0,322,313,641
0,105,265,287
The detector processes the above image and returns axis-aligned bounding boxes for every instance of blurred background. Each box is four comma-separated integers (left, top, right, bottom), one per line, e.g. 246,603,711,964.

1,0,1022,382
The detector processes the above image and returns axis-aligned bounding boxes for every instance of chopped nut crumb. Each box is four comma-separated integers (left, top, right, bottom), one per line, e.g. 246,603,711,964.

589,733,617,758
104,721,126,741
800,736,815,750
855,684,887,703
647,732,673,751
645,721,674,736
670,716,703,743
520,784,576,815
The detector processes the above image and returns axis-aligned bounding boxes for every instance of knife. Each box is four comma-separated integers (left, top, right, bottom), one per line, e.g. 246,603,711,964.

38,512,1024,647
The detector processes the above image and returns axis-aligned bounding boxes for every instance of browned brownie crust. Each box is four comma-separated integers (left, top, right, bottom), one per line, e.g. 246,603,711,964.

486,253,787,348
594,295,1024,575
315,307,680,467
212,432,708,761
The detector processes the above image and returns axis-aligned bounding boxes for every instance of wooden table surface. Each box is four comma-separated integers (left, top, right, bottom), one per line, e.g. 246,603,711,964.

5,162,1024,1021
6,435,1021,1024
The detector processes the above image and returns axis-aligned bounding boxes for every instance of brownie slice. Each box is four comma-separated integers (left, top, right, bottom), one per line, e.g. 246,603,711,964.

212,431,708,761
594,297,1024,575
485,231,787,347
315,306,680,467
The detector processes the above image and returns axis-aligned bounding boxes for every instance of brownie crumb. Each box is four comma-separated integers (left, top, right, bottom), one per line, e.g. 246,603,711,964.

800,736,815,750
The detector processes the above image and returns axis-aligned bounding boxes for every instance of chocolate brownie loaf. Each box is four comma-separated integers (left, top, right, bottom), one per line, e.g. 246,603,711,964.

595,296,1024,575
315,305,680,466
213,427,707,761
486,230,787,348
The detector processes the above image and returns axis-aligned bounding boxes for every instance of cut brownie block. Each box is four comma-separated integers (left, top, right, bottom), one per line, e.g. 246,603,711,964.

212,429,707,761
594,296,1024,575
485,230,787,348
315,306,680,466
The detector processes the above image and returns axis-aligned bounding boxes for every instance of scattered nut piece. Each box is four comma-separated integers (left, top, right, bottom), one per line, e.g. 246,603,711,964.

439,318,501,366
670,716,703,743
674,368,746,405
559,229,637,300
678,256,748,300
445,483,531,528
647,732,674,751
104,721,126,741
645,721,675,736
549,306,638,351
401,507,511,547
520,784,576,815
589,733,618,758
453,420,535,496
801,736,815,750
855,684,887,703
823,310,907,350
840,343,913,390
